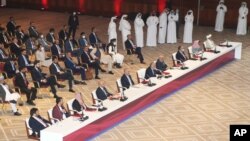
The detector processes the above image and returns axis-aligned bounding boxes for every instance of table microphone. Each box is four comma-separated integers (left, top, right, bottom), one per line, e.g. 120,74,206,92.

79,110,88,122
118,86,128,102
146,74,156,87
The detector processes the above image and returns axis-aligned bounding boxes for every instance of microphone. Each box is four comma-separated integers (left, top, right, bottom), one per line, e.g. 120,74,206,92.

79,109,88,122
146,74,156,87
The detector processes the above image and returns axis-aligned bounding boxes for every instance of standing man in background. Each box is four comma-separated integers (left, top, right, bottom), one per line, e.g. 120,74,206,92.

158,9,168,44
215,0,227,32
134,13,145,48
146,11,159,47
68,12,79,40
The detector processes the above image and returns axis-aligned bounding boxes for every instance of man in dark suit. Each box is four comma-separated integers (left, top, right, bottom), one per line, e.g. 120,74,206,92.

0,76,22,116
15,66,37,105
96,80,121,101
3,60,17,78
81,46,100,79
46,28,56,44
0,43,10,62
28,22,39,39
125,34,145,64
18,49,34,71
64,36,78,56
176,46,188,63
145,62,161,79
68,12,79,40
156,55,168,71
0,27,9,46
25,36,36,55
58,25,68,42
52,97,70,121
15,25,25,44
50,56,83,93
31,61,65,98
6,16,16,37
9,38,21,57
121,68,135,89
51,40,64,60
78,32,89,47
89,27,103,47
64,52,87,83
29,108,51,137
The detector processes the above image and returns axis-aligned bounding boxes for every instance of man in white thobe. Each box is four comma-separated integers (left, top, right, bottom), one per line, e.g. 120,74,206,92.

146,11,159,47
134,13,145,47
119,15,131,50
215,0,227,32
236,2,248,35
158,9,169,44
108,16,117,43
167,10,178,44
183,10,194,43
1,0,6,6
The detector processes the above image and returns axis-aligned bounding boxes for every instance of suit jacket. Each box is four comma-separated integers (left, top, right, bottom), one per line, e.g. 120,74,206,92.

15,72,28,88
0,48,8,61
4,61,16,78
0,32,9,44
52,105,68,120
31,67,46,82
25,38,35,54
176,50,187,63
18,55,30,68
51,44,61,58
10,43,21,57
81,51,92,64
125,39,136,55
58,30,68,41
96,87,112,101
121,74,134,89
145,67,161,79
15,31,25,42
68,15,79,28
72,99,82,112
29,116,50,134
89,32,100,46
0,85,6,101
64,57,76,70
156,59,168,71
6,21,16,35
78,38,88,47
64,39,74,53
46,33,55,44
28,26,39,38
49,63,63,75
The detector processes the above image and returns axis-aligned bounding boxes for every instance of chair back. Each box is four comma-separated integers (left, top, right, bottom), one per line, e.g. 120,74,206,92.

47,108,56,124
91,90,98,105
67,99,75,115
116,78,122,93
171,52,178,67
187,46,193,59
25,118,39,140
136,68,146,83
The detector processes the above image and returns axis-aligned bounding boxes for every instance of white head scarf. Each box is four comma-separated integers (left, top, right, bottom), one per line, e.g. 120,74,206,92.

119,14,128,31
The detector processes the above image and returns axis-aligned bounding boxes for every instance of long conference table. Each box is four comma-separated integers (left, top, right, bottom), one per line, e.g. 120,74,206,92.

41,42,242,141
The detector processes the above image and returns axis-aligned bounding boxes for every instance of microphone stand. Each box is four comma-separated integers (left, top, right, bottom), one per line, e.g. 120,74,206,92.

79,109,88,122
146,74,156,87
119,86,128,102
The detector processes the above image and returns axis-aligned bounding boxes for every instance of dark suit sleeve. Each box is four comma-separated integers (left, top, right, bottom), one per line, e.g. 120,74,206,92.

72,99,82,112
15,74,27,88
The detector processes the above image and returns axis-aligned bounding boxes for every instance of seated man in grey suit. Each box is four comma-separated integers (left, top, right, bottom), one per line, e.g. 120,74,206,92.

95,80,121,101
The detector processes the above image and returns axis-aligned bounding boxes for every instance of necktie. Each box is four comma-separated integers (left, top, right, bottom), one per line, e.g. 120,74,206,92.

54,63,60,72
11,62,15,70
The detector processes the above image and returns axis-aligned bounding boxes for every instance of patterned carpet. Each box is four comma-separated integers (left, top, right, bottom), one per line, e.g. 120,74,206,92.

0,8,249,141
